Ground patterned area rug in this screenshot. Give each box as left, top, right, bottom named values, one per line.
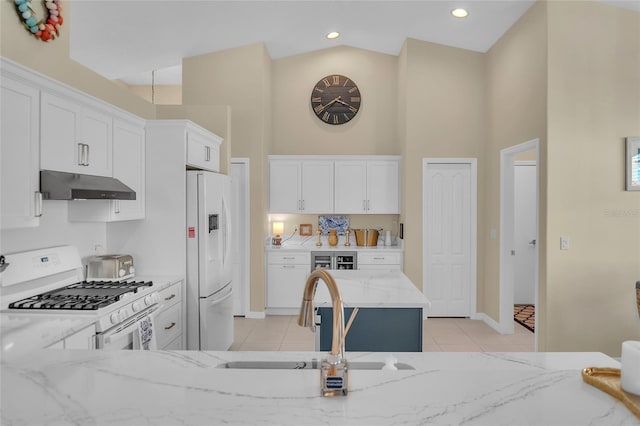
left=514, top=304, right=535, bottom=333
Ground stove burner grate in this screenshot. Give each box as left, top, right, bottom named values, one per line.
left=8, top=280, right=153, bottom=311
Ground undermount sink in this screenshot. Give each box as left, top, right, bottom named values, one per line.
left=216, top=360, right=415, bottom=370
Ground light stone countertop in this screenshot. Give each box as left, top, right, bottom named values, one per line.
left=0, top=276, right=183, bottom=361
left=1, top=349, right=636, bottom=425
left=311, top=270, right=431, bottom=313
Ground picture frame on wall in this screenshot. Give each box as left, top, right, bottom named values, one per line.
left=626, top=137, right=640, bottom=191
left=299, top=224, right=313, bottom=236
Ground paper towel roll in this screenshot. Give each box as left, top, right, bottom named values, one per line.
left=621, top=340, right=640, bottom=395
left=384, top=230, right=392, bottom=246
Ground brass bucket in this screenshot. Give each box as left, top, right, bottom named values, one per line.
left=353, top=229, right=379, bottom=246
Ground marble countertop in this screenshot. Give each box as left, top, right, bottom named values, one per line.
left=312, top=270, right=431, bottom=313
left=2, top=350, right=636, bottom=425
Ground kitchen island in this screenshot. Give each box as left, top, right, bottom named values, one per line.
left=311, top=270, right=430, bottom=352
left=1, top=349, right=636, bottom=425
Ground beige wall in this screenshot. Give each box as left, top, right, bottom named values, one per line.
left=0, top=1, right=154, bottom=119
left=182, top=44, right=272, bottom=312
left=271, top=46, right=399, bottom=155
left=545, top=1, right=640, bottom=354
left=485, top=1, right=548, bottom=327
left=401, top=38, right=487, bottom=303
left=123, top=84, right=183, bottom=106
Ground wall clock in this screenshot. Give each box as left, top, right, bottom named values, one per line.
left=310, top=74, right=361, bottom=125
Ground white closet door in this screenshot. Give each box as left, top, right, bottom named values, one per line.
left=424, top=163, right=471, bottom=317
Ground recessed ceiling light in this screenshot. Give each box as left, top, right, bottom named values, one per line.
left=327, top=31, right=340, bottom=40
left=451, top=8, right=468, bottom=18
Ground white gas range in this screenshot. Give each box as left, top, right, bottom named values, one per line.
left=1, top=245, right=172, bottom=352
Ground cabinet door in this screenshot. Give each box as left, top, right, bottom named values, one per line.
left=1, top=78, right=41, bottom=229
left=82, top=108, right=112, bottom=177
left=110, top=119, right=145, bottom=220
left=41, top=92, right=112, bottom=177
left=41, top=92, right=81, bottom=173
left=366, top=160, right=400, bottom=214
left=155, top=302, right=182, bottom=349
left=358, top=252, right=402, bottom=271
left=187, top=130, right=220, bottom=172
left=334, top=160, right=367, bottom=213
left=68, top=118, right=145, bottom=222
left=63, top=325, right=96, bottom=349
left=266, top=264, right=308, bottom=308
left=269, top=160, right=301, bottom=213
left=301, top=160, right=333, bottom=213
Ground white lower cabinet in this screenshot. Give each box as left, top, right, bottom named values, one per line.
left=46, top=324, right=96, bottom=349
left=266, top=252, right=310, bottom=312
left=155, top=281, right=184, bottom=350
left=358, top=251, right=403, bottom=271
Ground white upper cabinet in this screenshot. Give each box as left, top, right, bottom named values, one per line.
left=334, top=157, right=400, bottom=214
left=68, top=118, right=146, bottom=222
left=111, top=119, right=146, bottom=220
left=1, top=76, right=41, bottom=229
left=186, top=127, right=221, bottom=172
left=364, top=160, right=400, bottom=214
left=269, top=159, right=300, bottom=213
left=41, top=92, right=113, bottom=177
left=334, top=161, right=367, bottom=213
left=301, top=160, right=334, bottom=213
left=269, top=158, right=334, bottom=213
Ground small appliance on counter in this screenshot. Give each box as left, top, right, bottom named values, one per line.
left=353, top=229, right=379, bottom=246
left=87, top=254, right=135, bottom=280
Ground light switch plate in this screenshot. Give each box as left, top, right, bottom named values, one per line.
left=560, top=236, right=570, bottom=250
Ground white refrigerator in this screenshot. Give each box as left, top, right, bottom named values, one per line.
left=186, top=170, right=234, bottom=350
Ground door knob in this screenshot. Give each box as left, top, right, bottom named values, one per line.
left=528, top=239, right=536, bottom=246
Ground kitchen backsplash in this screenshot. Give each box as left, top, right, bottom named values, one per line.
left=267, top=214, right=400, bottom=239
left=1, top=201, right=107, bottom=261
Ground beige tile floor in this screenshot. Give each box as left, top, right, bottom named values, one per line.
left=230, top=316, right=535, bottom=352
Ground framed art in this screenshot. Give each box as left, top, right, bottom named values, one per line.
left=299, top=224, right=313, bottom=236
left=626, top=137, right=640, bottom=191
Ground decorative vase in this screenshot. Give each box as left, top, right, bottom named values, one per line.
left=328, top=229, right=338, bottom=247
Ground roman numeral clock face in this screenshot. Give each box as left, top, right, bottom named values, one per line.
left=311, top=75, right=361, bottom=125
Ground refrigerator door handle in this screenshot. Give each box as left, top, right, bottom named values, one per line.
left=222, top=198, right=228, bottom=266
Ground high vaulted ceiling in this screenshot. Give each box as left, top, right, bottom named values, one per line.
left=69, top=0, right=640, bottom=85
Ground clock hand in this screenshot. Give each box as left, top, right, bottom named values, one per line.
left=335, top=97, right=358, bottom=113
left=315, top=96, right=341, bottom=113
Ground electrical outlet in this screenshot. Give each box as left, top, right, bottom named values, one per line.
left=560, top=236, right=570, bottom=251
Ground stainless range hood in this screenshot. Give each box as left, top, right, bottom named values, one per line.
left=40, top=170, right=136, bottom=200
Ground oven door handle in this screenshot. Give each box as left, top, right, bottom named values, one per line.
left=98, top=304, right=162, bottom=347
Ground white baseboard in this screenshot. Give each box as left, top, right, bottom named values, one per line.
left=244, top=311, right=266, bottom=319
left=474, top=312, right=510, bottom=334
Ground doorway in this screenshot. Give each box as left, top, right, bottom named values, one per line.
left=231, top=158, right=250, bottom=316
left=422, top=159, right=477, bottom=317
left=499, top=140, right=539, bottom=348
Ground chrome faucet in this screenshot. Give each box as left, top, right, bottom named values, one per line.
left=299, top=269, right=348, bottom=396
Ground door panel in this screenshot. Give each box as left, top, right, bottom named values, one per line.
left=514, top=163, right=537, bottom=304
left=424, top=163, right=471, bottom=317
left=199, top=285, right=234, bottom=350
